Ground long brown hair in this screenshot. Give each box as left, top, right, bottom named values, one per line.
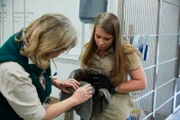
left=82, top=13, right=136, bottom=86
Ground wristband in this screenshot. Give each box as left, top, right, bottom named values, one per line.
left=52, top=76, right=57, bottom=80
left=111, top=87, right=118, bottom=93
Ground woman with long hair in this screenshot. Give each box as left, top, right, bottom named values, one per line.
left=81, top=12, right=147, bottom=120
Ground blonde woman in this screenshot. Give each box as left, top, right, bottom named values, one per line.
left=80, top=13, right=147, bottom=120
left=0, top=13, right=92, bottom=120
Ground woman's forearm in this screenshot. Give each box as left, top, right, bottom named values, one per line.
left=117, top=67, right=147, bottom=93
left=52, top=78, right=59, bottom=87
left=117, top=79, right=146, bottom=93
left=43, top=97, right=78, bottom=120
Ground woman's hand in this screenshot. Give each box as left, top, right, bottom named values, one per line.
left=71, top=84, right=93, bottom=105
left=52, top=79, right=80, bottom=93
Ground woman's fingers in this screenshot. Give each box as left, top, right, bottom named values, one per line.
left=83, top=84, right=93, bottom=92
left=62, top=79, right=79, bottom=90
left=67, top=79, right=80, bottom=89
left=72, top=84, right=93, bottom=104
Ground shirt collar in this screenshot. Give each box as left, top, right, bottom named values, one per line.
left=28, top=57, right=35, bottom=64
left=94, top=47, right=114, bottom=60
left=104, top=47, right=114, bottom=55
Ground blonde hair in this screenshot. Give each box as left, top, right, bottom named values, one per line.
left=16, top=13, right=77, bottom=69
left=82, top=13, right=136, bottom=86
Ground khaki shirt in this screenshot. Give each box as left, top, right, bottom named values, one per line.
left=0, top=62, right=45, bottom=120
left=80, top=44, right=142, bottom=120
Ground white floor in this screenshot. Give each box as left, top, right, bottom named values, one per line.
left=166, top=109, right=180, bottom=120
